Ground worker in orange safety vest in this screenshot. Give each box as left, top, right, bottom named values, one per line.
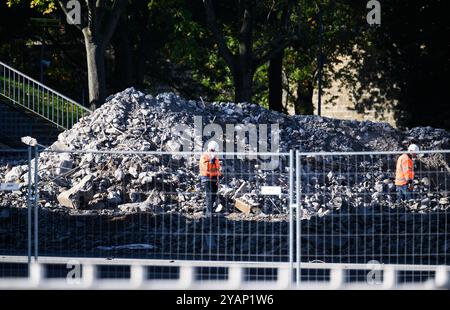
left=199, top=141, right=221, bottom=215
left=395, top=144, right=419, bottom=203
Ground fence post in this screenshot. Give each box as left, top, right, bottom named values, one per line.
left=289, top=150, right=294, bottom=284
left=33, top=146, right=39, bottom=261
left=27, top=146, right=32, bottom=266
left=295, top=151, right=301, bottom=287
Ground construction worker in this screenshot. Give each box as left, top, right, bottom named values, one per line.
left=395, top=144, right=419, bottom=203
left=199, top=141, right=221, bottom=215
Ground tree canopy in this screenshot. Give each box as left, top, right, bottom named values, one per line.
left=1, top=0, right=449, bottom=130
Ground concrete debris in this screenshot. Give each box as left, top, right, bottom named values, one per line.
left=55, top=153, right=73, bottom=176
left=234, top=198, right=252, bottom=215
left=0, top=87, right=448, bottom=219
left=57, top=175, right=94, bottom=209
left=4, top=165, right=26, bottom=183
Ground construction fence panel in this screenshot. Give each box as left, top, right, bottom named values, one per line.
left=0, top=148, right=33, bottom=278
left=35, top=149, right=292, bottom=267
left=295, top=150, right=450, bottom=285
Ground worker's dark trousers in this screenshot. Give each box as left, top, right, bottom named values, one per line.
left=202, top=178, right=218, bottom=213
left=396, top=185, right=411, bottom=203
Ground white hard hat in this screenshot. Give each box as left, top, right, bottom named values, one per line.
left=408, top=144, right=420, bottom=153
left=207, top=141, right=219, bottom=151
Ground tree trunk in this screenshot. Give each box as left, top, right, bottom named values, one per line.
left=294, top=79, right=314, bottom=115
left=268, top=50, right=284, bottom=112
left=84, top=32, right=106, bottom=110
left=135, top=20, right=148, bottom=89
left=112, top=19, right=133, bottom=91
left=233, top=65, right=254, bottom=103
left=234, top=0, right=253, bottom=103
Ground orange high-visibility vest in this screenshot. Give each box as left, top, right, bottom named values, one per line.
left=199, top=153, right=221, bottom=179
left=395, top=154, right=414, bottom=186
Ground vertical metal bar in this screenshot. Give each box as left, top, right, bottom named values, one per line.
left=21, top=74, right=24, bottom=105
left=2, top=65, right=4, bottom=94
left=18, top=74, right=20, bottom=104
left=34, top=147, right=39, bottom=261
left=8, top=68, right=10, bottom=98
left=22, top=74, right=25, bottom=105
left=47, top=89, right=50, bottom=119
left=52, top=93, right=54, bottom=123
left=296, top=151, right=301, bottom=287
left=289, top=149, right=294, bottom=283
left=14, top=71, right=16, bottom=102
left=2, top=65, right=5, bottom=95
left=41, top=85, right=43, bottom=114
left=20, top=74, right=23, bottom=104
left=27, top=146, right=32, bottom=267
left=27, top=79, right=30, bottom=108
left=12, top=70, right=14, bottom=101
left=37, top=85, right=40, bottom=114
left=11, top=71, right=14, bottom=102
left=32, top=82, right=35, bottom=111
left=22, top=75, right=24, bottom=105
left=66, top=100, right=69, bottom=128
left=57, top=98, right=59, bottom=126
left=38, top=85, right=41, bottom=114
left=71, top=101, right=74, bottom=128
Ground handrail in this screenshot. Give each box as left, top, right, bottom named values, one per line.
left=0, top=61, right=88, bottom=107
left=0, top=61, right=91, bottom=130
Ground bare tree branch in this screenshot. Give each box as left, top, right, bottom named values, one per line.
left=203, top=0, right=236, bottom=70
left=102, top=0, right=127, bottom=47
left=281, top=0, right=295, bottom=30
left=238, top=0, right=253, bottom=58
left=254, top=0, right=299, bottom=67
left=254, top=34, right=298, bottom=68
left=85, top=0, right=96, bottom=32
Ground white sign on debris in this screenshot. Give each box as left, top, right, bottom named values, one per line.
left=0, top=183, right=20, bottom=191
left=261, top=186, right=282, bottom=197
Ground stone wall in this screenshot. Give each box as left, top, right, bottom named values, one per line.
left=311, top=54, right=398, bottom=127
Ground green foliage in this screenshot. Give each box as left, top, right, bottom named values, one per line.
left=7, top=0, right=57, bottom=14
left=3, top=0, right=448, bottom=129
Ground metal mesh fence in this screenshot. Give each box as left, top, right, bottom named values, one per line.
left=1, top=147, right=450, bottom=286
left=35, top=150, right=292, bottom=263
left=0, top=148, right=32, bottom=278
left=295, top=150, right=450, bottom=274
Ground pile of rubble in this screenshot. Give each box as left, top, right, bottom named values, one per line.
left=0, top=87, right=449, bottom=218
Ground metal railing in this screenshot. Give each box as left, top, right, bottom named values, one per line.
left=0, top=256, right=448, bottom=289
left=0, top=61, right=91, bottom=130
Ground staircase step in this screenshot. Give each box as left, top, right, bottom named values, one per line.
left=0, top=98, right=62, bottom=148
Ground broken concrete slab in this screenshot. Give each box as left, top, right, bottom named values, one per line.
left=57, top=175, right=94, bottom=209
left=234, top=197, right=260, bottom=215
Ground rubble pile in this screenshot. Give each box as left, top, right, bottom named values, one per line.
left=0, top=87, right=449, bottom=219
left=299, top=153, right=450, bottom=218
